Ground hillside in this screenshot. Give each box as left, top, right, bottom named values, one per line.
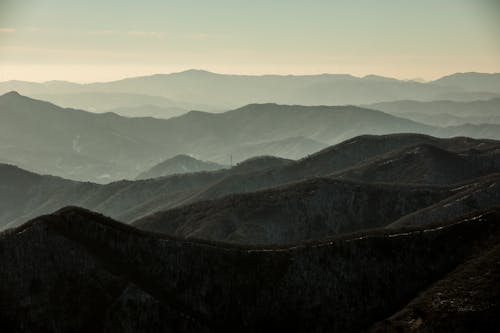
left=1, top=134, right=499, bottom=232
left=431, top=72, right=500, bottom=93
left=370, top=238, right=500, bottom=332
left=105, top=104, right=188, bottom=119
left=1, top=206, right=499, bottom=332
left=228, top=136, right=328, bottom=163
left=389, top=174, right=500, bottom=229
left=0, top=155, right=295, bottom=230
left=29, top=92, right=195, bottom=112
left=134, top=178, right=451, bottom=244
left=182, top=134, right=500, bottom=206
left=1, top=92, right=443, bottom=181
left=335, top=144, right=500, bottom=185
left=136, top=155, right=226, bottom=180
left=368, top=98, right=500, bottom=126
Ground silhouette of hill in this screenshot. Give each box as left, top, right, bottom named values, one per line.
left=1, top=206, right=499, bottom=332
left=228, top=136, right=328, bottom=163
left=2, top=70, right=500, bottom=110
left=432, top=72, right=500, bottom=93
left=105, top=104, right=188, bottom=119
left=368, top=98, right=500, bottom=126
left=136, top=155, right=226, bottom=180
left=181, top=134, right=500, bottom=206
left=335, top=144, right=500, bottom=185
left=0, top=154, right=294, bottom=230
left=230, top=155, right=293, bottom=173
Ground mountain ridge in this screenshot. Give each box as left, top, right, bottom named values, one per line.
left=1, top=205, right=499, bottom=332
left=2, top=71, right=500, bottom=110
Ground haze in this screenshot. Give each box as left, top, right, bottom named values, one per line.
left=1, top=0, right=499, bottom=82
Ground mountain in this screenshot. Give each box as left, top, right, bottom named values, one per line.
left=1, top=206, right=499, bottom=332
left=30, top=92, right=195, bottom=112
left=0, top=154, right=295, bottom=230
left=437, top=123, right=500, bottom=140
left=2, top=132, right=500, bottom=233
left=136, top=154, right=226, bottom=180
left=368, top=98, right=500, bottom=126
left=230, top=156, right=293, bottom=173
left=105, top=104, right=188, bottom=119
left=133, top=178, right=451, bottom=244
left=2, top=70, right=500, bottom=111
left=179, top=134, right=500, bottom=207
left=389, top=173, right=500, bottom=229
left=369, top=234, right=500, bottom=332
left=2, top=133, right=499, bottom=232
left=228, top=136, right=328, bottom=163
left=0, top=91, right=166, bottom=181
left=335, top=144, right=500, bottom=185
left=133, top=143, right=500, bottom=245
left=432, top=72, right=500, bottom=93
left=1, top=92, right=440, bottom=181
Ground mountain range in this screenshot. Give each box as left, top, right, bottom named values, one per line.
left=1, top=133, right=499, bottom=239
left=2, top=70, right=500, bottom=331
left=2, top=91, right=500, bottom=182
left=1, top=131, right=500, bottom=331
left=368, top=98, right=500, bottom=126
left=1, top=70, right=499, bottom=111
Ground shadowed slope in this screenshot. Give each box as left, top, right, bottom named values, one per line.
left=335, top=144, right=500, bottom=185
left=1, top=207, right=500, bottom=332
left=134, top=178, right=451, bottom=244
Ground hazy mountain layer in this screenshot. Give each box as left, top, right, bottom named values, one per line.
left=30, top=92, right=195, bottom=112
left=369, top=98, right=500, bottom=126
left=431, top=72, right=500, bottom=93
left=0, top=155, right=294, bottom=230
left=3, top=92, right=500, bottom=182
left=2, top=71, right=500, bottom=110
left=136, top=154, right=226, bottom=180
left=0, top=92, right=435, bottom=181
left=105, top=104, right=188, bottom=119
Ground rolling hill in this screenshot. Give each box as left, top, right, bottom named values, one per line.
left=136, top=155, right=226, bottom=180
left=335, top=143, right=500, bottom=185
left=1, top=206, right=499, bottom=332
left=1, top=134, right=499, bottom=235
left=133, top=178, right=451, bottom=244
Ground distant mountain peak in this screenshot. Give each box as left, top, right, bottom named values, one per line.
left=362, top=75, right=399, bottom=82
left=175, top=69, right=216, bottom=76
left=136, top=154, right=225, bottom=180
left=1, top=91, right=22, bottom=98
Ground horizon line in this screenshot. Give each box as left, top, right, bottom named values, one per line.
left=1, top=68, right=500, bottom=85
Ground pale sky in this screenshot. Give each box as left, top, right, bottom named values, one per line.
left=0, top=0, right=499, bottom=82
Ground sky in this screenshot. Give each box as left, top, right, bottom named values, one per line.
left=0, top=0, right=499, bottom=82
